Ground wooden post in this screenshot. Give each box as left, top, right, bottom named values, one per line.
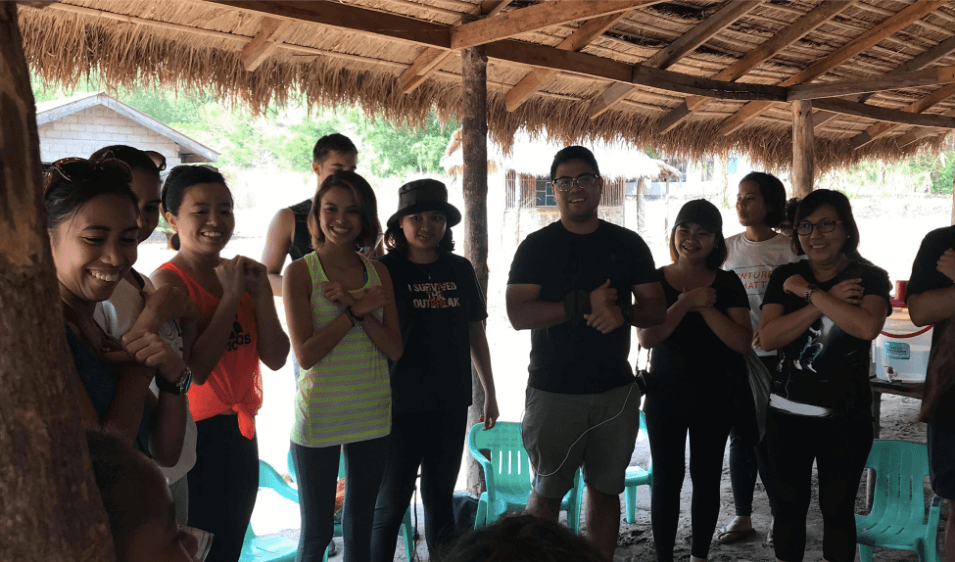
left=0, top=3, right=115, bottom=561
left=951, top=175, right=954, bottom=225
left=792, top=100, right=815, bottom=198
left=636, top=177, right=648, bottom=233
left=461, top=45, right=489, bottom=496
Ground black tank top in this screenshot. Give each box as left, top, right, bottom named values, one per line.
left=288, top=199, right=313, bottom=261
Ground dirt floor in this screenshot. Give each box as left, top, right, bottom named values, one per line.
left=607, top=393, right=937, bottom=562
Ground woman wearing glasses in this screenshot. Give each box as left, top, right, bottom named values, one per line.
left=45, top=157, right=188, bottom=466
left=637, top=200, right=753, bottom=562
left=153, top=165, right=290, bottom=562
left=88, top=145, right=200, bottom=524
left=758, top=189, right=890, bottom=562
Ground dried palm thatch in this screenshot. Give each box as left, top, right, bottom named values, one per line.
left=16, top=0, right=955, bottom=173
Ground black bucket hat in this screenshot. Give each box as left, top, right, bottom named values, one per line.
left=387, top=179, right=462, bottom=228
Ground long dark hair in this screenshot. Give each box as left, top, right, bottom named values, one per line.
left=307, top=170, right=379, bottom=251
left=791, top=189, right=860, bottom=257
left=161, top=165, right=231, bottom=250
left=45, top=159, right=138, bottom=234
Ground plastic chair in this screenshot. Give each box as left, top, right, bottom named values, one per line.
left=623, top=410, right=653, bottom=524
left=466, top=422, right=584, bottom=533
left=856, top=440, right=941, bottom=562
left=288, top=450, right=416, bottom=562
left=238, top=460, right=299, bottom=562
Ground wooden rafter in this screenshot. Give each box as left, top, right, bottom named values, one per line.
left=846, top=82, right=955, bottom=150
left=589, top=0, right=762, bottom=120
left=241, top=17, right=292, bottom=72
left=812, top=98, right=955, bottom=130
left=450, top=0, right=658, bottom=50
left=400, top=0, right=511, bottom=94
left=787, top=65, right=955, bottom=101
left=718, top=0, right=947, bottom=136
left=505, top=11, right=631, bottom=112
left=893, top=112, right=955, bottom=148
left=657, top=0, right=855, bottom=133
left=813, top=32, right=955, bottom=130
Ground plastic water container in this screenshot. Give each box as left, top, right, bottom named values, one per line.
left=873, top=308, right=933, bottom=383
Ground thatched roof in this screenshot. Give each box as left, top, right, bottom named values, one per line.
left=18, top=1, right=955, bottom=172
left=441, top=127, right=683, bottom=181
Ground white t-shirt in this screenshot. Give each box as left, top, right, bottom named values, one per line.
left=724, top=232, right=800, bottom=357
left=94, top=271, right=198, bottom=485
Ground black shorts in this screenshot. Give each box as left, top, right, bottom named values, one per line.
left=928, top=422, right=955, bottom=499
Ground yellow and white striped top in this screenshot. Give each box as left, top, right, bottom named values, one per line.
left=291, top=252, right=391, bottom=448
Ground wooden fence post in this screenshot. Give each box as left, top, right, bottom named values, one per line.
left=792, top=100, right=815, bottom=198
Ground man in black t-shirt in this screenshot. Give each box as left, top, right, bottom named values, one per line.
left=908, top=225, right=955, bottom=562
left=506, top=146, right=666, bottom=561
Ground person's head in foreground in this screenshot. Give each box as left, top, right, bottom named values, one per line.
left=736, top=171, right=787, bottom=230
left=669, top=198, right=727, bottom=269
left=87, top=430, right=199, bottom=562
left=442, top=515, right=604, bottom=562
left=385, top=178, right=460, bottom=256
left=550, top=146, right=603, bottom=226
left=790, top=189, right=860, bottom=262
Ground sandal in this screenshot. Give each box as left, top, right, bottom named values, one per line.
left=716, top=526, right=756, bottom=545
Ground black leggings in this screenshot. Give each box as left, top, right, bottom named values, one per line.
left=644, top=387, right=733, bottom=562
left=371, top=408, right=468, bottom=562
left=765, top=410, right=873, bottom=562
left=291, top=437, right=388, bottom=562
left=187, top=415, right=259, bottom=562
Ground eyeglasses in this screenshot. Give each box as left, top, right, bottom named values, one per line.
left=551, top=173, right=600, bottom=192
left=92, top=145, right=167, bottom=172
left=45, top=157, right=133, bottom=193
left=796, top=219, right=843, bottom=235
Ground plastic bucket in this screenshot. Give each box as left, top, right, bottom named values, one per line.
left=873, top=308, right=933, bottom=383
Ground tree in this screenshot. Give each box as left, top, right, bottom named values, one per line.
left=1, top=3, right=114, bottom=561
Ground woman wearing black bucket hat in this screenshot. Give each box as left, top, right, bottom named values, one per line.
left=637, top=199, right=753, bottom=562
left=371, top=179, right=499, bottom=562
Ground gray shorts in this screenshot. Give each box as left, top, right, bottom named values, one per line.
left=521, top=381, right=642, bottom=498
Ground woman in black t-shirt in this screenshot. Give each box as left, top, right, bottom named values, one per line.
left=371, top=179, right=499, bottom=562
left=759, top=189, right=890, bottom=562
left=637, top=200, right=752, bottom=562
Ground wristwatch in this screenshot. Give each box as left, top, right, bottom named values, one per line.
left=156, top=367, right=193, bottom=396
left=804, top=284, right=819, bottom=304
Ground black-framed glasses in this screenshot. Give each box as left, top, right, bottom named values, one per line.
left=91, top=145, right=167, bottom=172
left=45, top=157, right=133, bottom=193
left=796, top=219, right=843, bottom=235
left=551, top=173, right=600, bottom=192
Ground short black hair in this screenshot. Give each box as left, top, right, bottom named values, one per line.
left=384, top=223, right=455, bottom=255
left=161, top=165, right=232, bottom=250
left=313, top=133, right=358, bottom=164
left=740, top=171, right=787, bottom=228
left=308, top=170, right=379, bottom=250
left=443, top=514, right=604, bottom=562
left=791, top=189, right=860, bottom=256
left=45, top=160, right=138, bottom=233
left=90, top=145, right=163, bottom=178
left=550, top=146, right=600, bottom=180
left=784, top=197, right=800, bottom=226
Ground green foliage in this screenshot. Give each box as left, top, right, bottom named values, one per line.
left=934, top=154, right=955, bottom=194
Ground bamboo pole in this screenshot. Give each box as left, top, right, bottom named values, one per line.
left=791, top=100, right=815, bottom=198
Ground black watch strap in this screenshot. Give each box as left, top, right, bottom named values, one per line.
left=156, top=368, right=193, bottom=395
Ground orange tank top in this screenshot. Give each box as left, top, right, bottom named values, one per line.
left=158, top=262, right=262, bottom=439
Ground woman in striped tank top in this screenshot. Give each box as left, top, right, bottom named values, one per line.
left=283, top=170, right=403, bottom=562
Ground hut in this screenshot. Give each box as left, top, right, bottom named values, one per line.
left=442, top=128, right=682, bottom=253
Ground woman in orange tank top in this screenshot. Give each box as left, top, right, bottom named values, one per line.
left=153, top=165, right=290, bottom=562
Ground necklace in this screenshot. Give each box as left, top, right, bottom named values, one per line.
left=410, top=257, right=440, bottom=281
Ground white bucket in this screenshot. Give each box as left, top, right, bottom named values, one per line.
left=873, top=308, right=933, bottom=383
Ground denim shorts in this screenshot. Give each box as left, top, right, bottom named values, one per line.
left=521, top=381, right=642, bottom=498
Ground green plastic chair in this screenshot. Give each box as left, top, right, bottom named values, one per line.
left=856, top=440, right=941, bottom=562
left=287, top=451, right=417, bottom=562
left=466, top=422, right=584, bottom=533
left=238, top=460, right=299, bottom=562
left=623, top=410, right=653, bottom=524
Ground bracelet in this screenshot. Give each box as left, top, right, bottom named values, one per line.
left=805, top=284, right=819, bottom=304
left=346, top=306, right=365, bottom=324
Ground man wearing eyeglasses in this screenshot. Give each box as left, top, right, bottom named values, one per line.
left=506, top=146, right=666, bottom=560
left=261, top=133, right=359, bottom=296
left=908, top=226, right=955, bottom=562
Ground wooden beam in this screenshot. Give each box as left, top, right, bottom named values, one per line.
left=812, top=98, right=955, bottom=129
left=590, top=0, right=762, bottom=119
left=399, top=0, right=510, bottom=94
left=847, top=81, right=955, bottom=150
left=450, top=0, right=657, bottom=50
left=792, top=100, right=814, bottom=198
left=631, top=64, right=788, bottom=101
left=505, top=11, right=630, bottom=112
left=718, top=0, right=947, bottom=136
left=813, top=33, right=955, bottom=130
left=241, top=17, right=292, bottom=72
left=787, top=65, right=955, bottom=101
left=657, top=0, right=854, bottom=132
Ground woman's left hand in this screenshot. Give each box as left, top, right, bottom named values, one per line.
left=122, top=329, right=187, bottom=383
left=322, top=281, right=358, bottom=307
left=783, top=274, right=810, bottom=297
left=243, top=258, right=271, bottom=299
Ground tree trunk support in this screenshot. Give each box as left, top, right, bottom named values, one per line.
left=0, top=3, right=115, bottom=561
left=461, top=45, right=489, bottom=497
left=792, top=100, right=815, bottom=198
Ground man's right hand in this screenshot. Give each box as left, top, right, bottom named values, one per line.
left=585, top=279, right=624, bottom=334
